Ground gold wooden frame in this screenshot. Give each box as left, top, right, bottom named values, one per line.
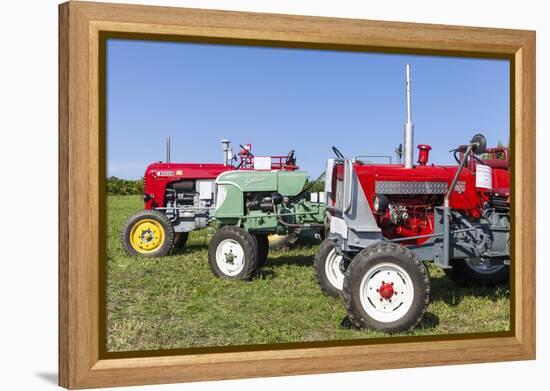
left=59, top=1, right=536, bottom=389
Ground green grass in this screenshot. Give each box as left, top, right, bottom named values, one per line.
left=106, top=195, right=510, bottom=352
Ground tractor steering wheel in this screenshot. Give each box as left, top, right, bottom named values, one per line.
left=453, top=150, right=486, bottom=166
left=285, top=149, right=296, bottom=166
left=239, top=144, right=254, bottom=157
left=332, top=146, right=345, bottom=159
left=236, top=144, right=254, bottom=169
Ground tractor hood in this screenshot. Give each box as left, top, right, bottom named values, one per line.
left=216, top=170, right=308, bottom=196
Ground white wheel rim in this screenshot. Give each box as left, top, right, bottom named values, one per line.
left=324, top=248, right=344, bottom=290
left=465, top=258, right=505, bottom=275
left=359, top=262, right=415, bottom=323
left=215, top=239, right=245, bottom=276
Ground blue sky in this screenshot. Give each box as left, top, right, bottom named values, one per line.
left=107, top=39, right=509, bottom=179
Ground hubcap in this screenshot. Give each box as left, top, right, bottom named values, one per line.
left=129, top=219, right=165, bottom=254
left=359, top=262, right=414, bottom=323
left=324, top=248, right=344, bottom=290
left=378, top=282, right=395, bottom=300
left=216, top=239, right=245, bottom=276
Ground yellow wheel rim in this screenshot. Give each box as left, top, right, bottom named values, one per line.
left=129, top=219, right=165, bottom=254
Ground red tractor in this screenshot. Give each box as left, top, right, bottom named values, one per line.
left=121, top=140, right=298, bottom=257
left=315, top=65, right=510, bottom=332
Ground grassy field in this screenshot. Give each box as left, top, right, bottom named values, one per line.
left=106, top=195, right=510, bottom=352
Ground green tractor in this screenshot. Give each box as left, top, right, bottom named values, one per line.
left=208, top=170, right=326, bottom=279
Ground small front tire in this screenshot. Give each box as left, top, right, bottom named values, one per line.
left=208, top=226, right=258, bottom=280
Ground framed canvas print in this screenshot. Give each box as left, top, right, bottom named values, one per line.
left=58, top=1, right=536, bottom=389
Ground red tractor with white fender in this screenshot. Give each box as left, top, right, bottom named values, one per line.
left=121, top=140, right=298, bottom=257
left=315, top=65, right=510, bottom=332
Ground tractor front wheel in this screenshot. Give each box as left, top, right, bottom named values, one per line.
left=121, top=210, right=175, bottom=257
left=444, top=258, right=509, bottom=287
left=208, top=226, right=258, bottom=280
left=343, top=243, right=430, bottom=333
left=314, top=238, right=346, bottom=298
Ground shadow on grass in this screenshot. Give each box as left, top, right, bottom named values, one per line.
left=171, top=242, right=209, bottom=254
left=339, top=312, right=440, bottom=332
left=35, top=372, right=57, bottom=385
left=429, top=274, right=509, bottom=307
left=417, top=312, right=440, bottom=329
left=264, top=254, right=314, bottom=268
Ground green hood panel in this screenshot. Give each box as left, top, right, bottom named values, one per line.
left=216, top=171, right=308, bottom=196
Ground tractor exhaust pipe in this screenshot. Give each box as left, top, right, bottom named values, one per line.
left=403, top=64, right=414, bottom=169
left=166, top=137, right=171, bottom=164
left=221, top=139, right=231, bottom=166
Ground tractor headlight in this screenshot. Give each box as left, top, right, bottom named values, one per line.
left=373, top=194, right=389, bottom=213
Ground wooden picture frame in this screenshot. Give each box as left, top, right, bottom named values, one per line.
left=59, top=1, right=536, bottom=389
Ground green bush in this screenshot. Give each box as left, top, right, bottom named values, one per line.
left=107, top=177, right=144, bottom=196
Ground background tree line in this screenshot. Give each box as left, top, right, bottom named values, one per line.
left=107, top=177, right=144, bottom=195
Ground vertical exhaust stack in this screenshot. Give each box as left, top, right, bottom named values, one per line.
left=221, top=139, right=231, bottom=166
left=166, top=137, right=171, bottom=164
left=403, top=64, right=414, bottom=169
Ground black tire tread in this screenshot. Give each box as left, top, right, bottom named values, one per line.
left=120, top=209, right=175, bottom=257
left=254, top=234, right=269, bottom=267
left=444, top=259, right=509, bottom=287
left=343, top=242, right=430, bottom=333
left=207, top=226, right=258, bottom=280
left=173, top=232, right=189, bottom=249
left=314, top=238, right=343, bottom=298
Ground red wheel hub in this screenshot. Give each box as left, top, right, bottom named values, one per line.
left=378, top=282, right=394, bottom=300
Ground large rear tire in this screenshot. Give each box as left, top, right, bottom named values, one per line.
left=208, top=226, right=258, bottom=280
left=343, top=242, right=430, bottom=333
left=254, top=234, right=269, bottom=267
left=314, top=239, right=345, bottom=298
left=444, top=258, right=509, bottom=287
left=173, top=232, right=189, bottom=249
left=121, top=210, right=175, bottom=257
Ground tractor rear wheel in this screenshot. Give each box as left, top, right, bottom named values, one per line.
left=254, top=234, right=269, bottom=267
left=173, top=232, right=189, bottom=249
left=314, top=238, right=346, bottom=298
left=444, top=258, right=509, bottom=287
left=121, top=210, right=175, bottom=257
left=343, top=242, right=430, bottom=333
left=208, top=226, right=258, bottom=280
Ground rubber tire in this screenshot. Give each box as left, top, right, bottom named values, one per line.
left=343, top=242, right=430, bottom=333
left=314, top=238, right=345, bottom=298
left=254, top=234, right=269, bottom=267
left=208, top=226, right=258, bottom=280
left=444, top=259, right=509, bottom=287
left=173, top=232, right=189, bottom=249
left=120, top=209, right=175, bottom=257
